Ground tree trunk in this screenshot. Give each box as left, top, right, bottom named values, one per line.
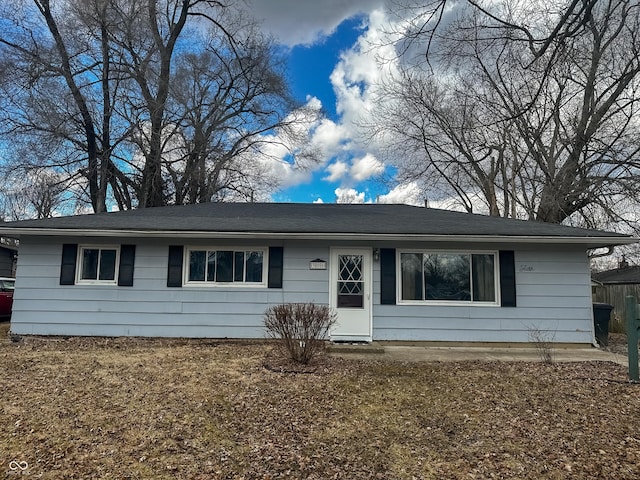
left=36, top=0, right=106, bottom=212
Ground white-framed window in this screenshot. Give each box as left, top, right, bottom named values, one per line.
left=76, top=246, right=120, bottom=284
left=398, top=250, right=498, bottom=304
left=185, top=248, right=267, bottom=286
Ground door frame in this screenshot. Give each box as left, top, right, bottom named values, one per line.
left=329, top=247, right=373, bottom=342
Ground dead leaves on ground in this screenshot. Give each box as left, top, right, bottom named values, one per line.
left=0, top=336, right=639, bottom=479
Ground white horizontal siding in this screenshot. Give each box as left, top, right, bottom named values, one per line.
left=11, top=238, right=595, bottom=343
left=373, top=247, right=594, bottom=343
left=281, top=244, right=329, bottom=304
left=14, top=311, right=266, bottom=326
left=11, top=238, right=329, bottom=338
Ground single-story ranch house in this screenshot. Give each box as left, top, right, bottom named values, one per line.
left=0, top=203, right=635, bottom=344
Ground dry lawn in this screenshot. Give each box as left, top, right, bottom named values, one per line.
left=1, top=333, right=639, bottom=479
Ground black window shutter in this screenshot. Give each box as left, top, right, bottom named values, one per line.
left=499, top=250, right=516, bottom=307
left=60, top=243, right=78, bottom=285
left=167, top=245, right=184, bottom=287
left=380, top=248, right=396, bottom=305
left=118, top=245, right=136, bottom=287
left=268, top=246, right=283, bottom=289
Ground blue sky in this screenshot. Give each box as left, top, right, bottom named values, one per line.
left=286, top=17, right=365, bottom=119
left=276, top=17, right=383, bottom=203
left=247, top=1, right=421, bottom=206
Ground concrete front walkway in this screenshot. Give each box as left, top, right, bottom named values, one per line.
left=328, top=342, right=628, bottom=366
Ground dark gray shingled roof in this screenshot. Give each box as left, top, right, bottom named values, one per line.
left=0, top=203, right=631, bottom=242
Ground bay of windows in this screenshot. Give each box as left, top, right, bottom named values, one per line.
left=400, top=251, right=496, bottom=303
left=187, top=249, right=265, bottom=284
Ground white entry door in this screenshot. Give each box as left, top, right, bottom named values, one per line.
left=329, top=248, right=372, bottom=342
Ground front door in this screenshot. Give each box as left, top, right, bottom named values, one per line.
left=329, top=248, right=372, bottom=342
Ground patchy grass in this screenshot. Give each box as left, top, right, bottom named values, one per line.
left=1, top=337, right=639, bottom=479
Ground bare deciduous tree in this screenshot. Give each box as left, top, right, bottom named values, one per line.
left=0, top=169, right=66, bottom=220
left=163, top=21, right=307, bottom=204
left=373, top=0, right=640, bottom=227
left=0, top=0, right=131, bottom=213
left=0, top=0, right=313, bottom=215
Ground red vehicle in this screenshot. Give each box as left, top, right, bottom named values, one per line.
left=0, top=277, right=15, bottom=320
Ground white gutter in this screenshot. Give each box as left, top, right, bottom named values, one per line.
left=0, top=227, right=635, bottom=247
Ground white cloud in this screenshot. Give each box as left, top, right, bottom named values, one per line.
left=253, top=7, right=404, bottom=200
left=335, top=187, right=366, bottom=204
left=329, top=9, right=400, bottom=132
left=310, top=118, right=349, bottom=158
left=322, top=152, right=384, bottom=187
left=313, top=197, right=324, bottom=203
left=325, top=161, right=349, bottom=182
left=242, top=96, right=334, bottom=191
left=247, top=0, right=387, bottom=46
left=377, top=182, right=423, bottom=206
left=252, top=5, right=433, bottom=204
left=350, top=153, right=384, bottom=181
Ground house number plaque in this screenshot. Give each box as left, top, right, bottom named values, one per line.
left=309, top=259, right=327, bottom=270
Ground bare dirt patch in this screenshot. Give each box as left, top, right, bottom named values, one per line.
left=1, top=336, right=639, bottom=479
left=0, top=321, right=9, bottom=340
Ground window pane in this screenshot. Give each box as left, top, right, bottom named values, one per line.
left=190, top=248, right=266, bottom=284
left=338, top=279, right=363, bottom=306
left=99, top=249, right=117, bottom=281
left=472, top=254, right=496, bottom=302
left=424, top=254, right=470, bottom=301
left=234, top=252, right=245, bottom=282
left=245, top=251, right=263, bottom=283
left=401, top=253, right=423, bottom=300
left=206, top=251, right=217, bottom=281
left=337, top=291, right=364, bottom=308
left=337, top=254, right=364, bottom=307
left=339, top=255, right=362, bottom=281
left=189, top=251, right=206, bottom=281
left=81, top=249, right=99, bottom=280
left=216, top=251, right=233, bottom=282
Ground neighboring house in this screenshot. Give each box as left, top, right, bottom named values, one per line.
left=0, top=203, right=634, bottom=344
left=0, top=241, right=18, bottom=278
left=592, top=265, right=640, bottom=323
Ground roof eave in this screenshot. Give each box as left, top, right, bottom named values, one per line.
left=0, top=227, right=635, bottom=248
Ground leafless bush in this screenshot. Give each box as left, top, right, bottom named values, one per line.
left=528, top=326, right=556, bottom=364
left=264, top=303, right=337, bottom=365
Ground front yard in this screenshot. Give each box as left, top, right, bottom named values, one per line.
left=1, top=332, right=639, bottom=479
